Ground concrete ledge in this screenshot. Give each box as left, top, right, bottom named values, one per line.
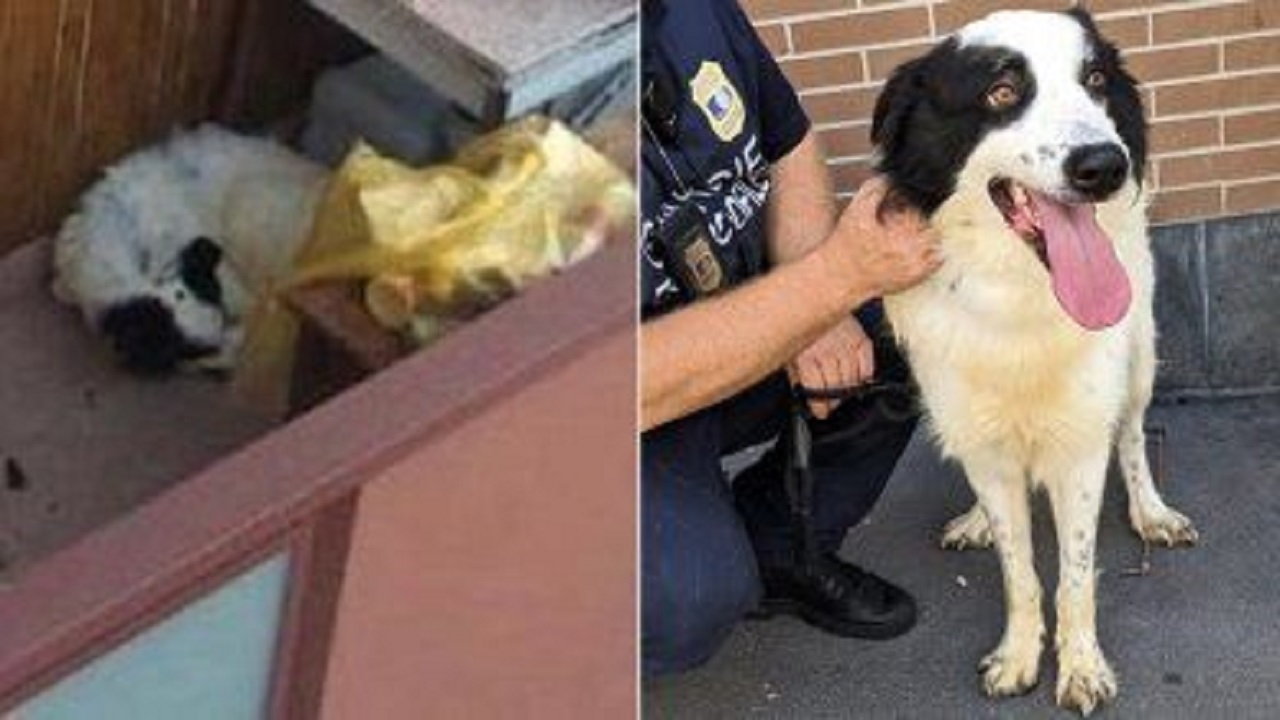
left=1153, top=210, right=1280, bottom=398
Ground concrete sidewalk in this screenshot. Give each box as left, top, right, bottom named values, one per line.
left=644, top=395, right=1280, bottom=718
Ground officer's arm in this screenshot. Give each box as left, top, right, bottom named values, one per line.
left=765, top=130, right=838, bottom=265
left=640, top=177, right=940, bottom=432
left=640, top=237, right=875, bottom=432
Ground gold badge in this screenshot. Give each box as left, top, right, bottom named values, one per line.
left=690, top=61, right=745, bottom=143
left=683, top=236, right=724, bottom=294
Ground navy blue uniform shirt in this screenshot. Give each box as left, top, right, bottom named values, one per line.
left=640, top=0, right=810, bottom=318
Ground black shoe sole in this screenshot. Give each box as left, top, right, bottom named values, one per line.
left=747, top=597, right=917, bottom=640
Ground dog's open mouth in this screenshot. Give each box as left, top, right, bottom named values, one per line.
left=986, top=177, right=1134, bottom=331
left=988, top=179, right=1049, bottom=268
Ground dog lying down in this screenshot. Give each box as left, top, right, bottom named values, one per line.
left=53, top=124, right=328, bottom=375
left=872, top=9, right=1197, bottom=715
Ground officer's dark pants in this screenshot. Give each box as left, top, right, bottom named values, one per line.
left=641, top=309, right=918, bottom=676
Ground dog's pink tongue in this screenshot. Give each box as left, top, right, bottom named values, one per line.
left=1034, top=192, right=1131, bottom=330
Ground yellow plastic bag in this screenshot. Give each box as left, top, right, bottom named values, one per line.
left=233, top=116, right=635, bottom=411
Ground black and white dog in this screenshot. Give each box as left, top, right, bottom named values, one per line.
left=872, top=9, right=1196, bottom=715
left=53, top=125, right=327, bottom=375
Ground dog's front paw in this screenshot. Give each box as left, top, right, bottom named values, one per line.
left=979, top=639, right=1041, bottom=697
left=942, top=505, right=993, bottom=551
left=1131, top=502, right=1198, bottom=547
left=1055, top=641, right=1117, bottom=716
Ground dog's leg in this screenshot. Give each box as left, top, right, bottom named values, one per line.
left=1045, top=453, right=1116, bottom=716
left=1119, top=320, right=1197, bottom=546
left=941, top=503, right=993, bottom=550
left=964, top=451, right=1043, bottom=697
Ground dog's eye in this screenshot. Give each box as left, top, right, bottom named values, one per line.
left=1085, top=69, right=1107, bottom=90
left=986, top=82, right=1020, bottom=110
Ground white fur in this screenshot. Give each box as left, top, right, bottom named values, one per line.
left=53, top=124, right=328, bottom=370
left=884, top=12, right=1196, bottom=715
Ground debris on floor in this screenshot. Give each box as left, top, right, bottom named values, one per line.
left=4, top=458, right=27, bottom=493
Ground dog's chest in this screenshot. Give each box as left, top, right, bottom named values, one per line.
left=887, top=282, right=1131, bottom=456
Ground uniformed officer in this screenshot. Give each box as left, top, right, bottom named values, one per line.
left=640, top=0, right=942, bottom=674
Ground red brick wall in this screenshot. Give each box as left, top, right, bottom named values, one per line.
left=743, top=0, right=1280, bottom=224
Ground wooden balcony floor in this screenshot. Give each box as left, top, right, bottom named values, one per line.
left=0, top=240, right=276, bottom=581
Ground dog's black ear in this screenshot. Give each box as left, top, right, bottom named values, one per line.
left=872, top=51, right=933, bottom=217
left=871, top=54, right=927, bottom=160
left=179, top=236, right=224, bottom=307
left=1064, top=5, right=1098, bottom=31
left=99, top=297, right=216, bottom=375
left=1106, top=64, right=1148, bottom=187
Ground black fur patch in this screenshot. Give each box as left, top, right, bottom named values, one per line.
left=872, top=39, right=1036, bottom=215
left=178, top=236, right=224, bottom=307
left=1065, top=7, right=1148, bottom=186
left=99, top=297, right=216, bottom=375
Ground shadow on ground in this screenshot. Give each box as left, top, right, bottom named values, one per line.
left=644, top=395, right=1280, bottom=718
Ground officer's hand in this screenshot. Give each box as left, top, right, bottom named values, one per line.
left=830, top=177, right=942, bottom=297
left=788, top=317, right=875, bottom=420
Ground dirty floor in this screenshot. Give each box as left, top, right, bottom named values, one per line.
left=0, top=241, right=276, bottom=580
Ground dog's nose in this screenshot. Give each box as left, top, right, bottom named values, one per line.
left=1064, top=143, right=1129, bottom=199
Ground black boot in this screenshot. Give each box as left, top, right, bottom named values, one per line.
left=751, top=553, right=917, bottom=640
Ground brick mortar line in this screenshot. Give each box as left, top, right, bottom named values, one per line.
left=779, top=38, right=929, bottom=62
left=782, top=37, right=933, bottom=60
left=1156, top=180, right=1231, bottom=193
left=1155, top=137, right=1280, bottom=160
left=798, top=81, right=878, bottom=97
left=1136, top=28, right=1280, bottom=52
left=1144, top=65, right=1280, bottom=90
left=813, top=119, right=873, bottom=132
left=753, top=9, right=914, bottom=30
left=771, top=30, right=1278, bottom=63
left=826, top=155, right=873, bottom=166
left=1088, top=0, right=1255, bottom=21
left=778, top=47, right=863, bottom=63
left=1153, top=100, right=1280, bottom=123
left=774, top=28, right=1279, bottom=66
left=1225, top=175, right=1280, bottom=187
left=1160, top=173, right=1280, bottom=192
left=749, top=0, right=1242, bottom=28
left=750, top=0, right=1254, bottom=29
left=752, top=7, right=930, bottom=29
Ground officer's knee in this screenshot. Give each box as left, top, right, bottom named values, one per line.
left=642, top=553, right=760, bottom=676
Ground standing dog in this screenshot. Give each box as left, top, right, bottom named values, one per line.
left=872, top=9, right=1196, bottom=714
